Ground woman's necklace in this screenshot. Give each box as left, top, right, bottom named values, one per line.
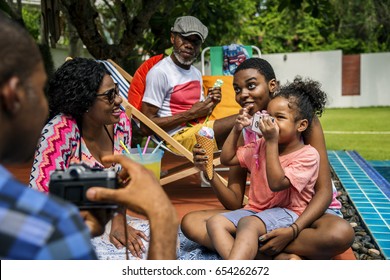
left=103, top=125, right=114, bottom=145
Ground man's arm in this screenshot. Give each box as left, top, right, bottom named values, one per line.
left=141, top=99, right=215, bottom=133
left=141, top=64, right=221, bottom=134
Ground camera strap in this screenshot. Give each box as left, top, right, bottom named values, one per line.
left=121, top=207, right=130, bottom=260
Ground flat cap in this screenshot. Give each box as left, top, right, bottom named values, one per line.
left=171, top=16, right=208, bottom=42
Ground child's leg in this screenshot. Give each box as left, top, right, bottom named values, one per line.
left=206, top=214, right=237, bottom=259
left=228, top=216, right=266, bottom=260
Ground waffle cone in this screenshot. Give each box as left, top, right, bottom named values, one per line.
left=195, top=134, right=214, bottom=180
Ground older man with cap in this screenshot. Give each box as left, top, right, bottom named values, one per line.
left=142, top=16, right=236, bottom=153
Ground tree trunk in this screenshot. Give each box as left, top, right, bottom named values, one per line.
left=60, top=0, right=163, bottom=62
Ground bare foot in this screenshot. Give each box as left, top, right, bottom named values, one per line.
left=274, top=252, right=302, bottom=260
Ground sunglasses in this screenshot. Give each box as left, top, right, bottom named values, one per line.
left=96, top=84, right=119, bottom=104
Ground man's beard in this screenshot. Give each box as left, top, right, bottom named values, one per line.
left=173, top=49, right=197, bottom=65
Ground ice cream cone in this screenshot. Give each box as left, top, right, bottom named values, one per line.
left=195, top=134, right=214, bottom=180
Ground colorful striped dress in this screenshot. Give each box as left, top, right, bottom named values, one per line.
left=29, top=111, right=132, bottom=192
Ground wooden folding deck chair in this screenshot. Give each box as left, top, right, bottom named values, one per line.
left=100, top=59, right=228, bottom=186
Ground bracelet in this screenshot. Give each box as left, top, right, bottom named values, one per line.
left=292, top=222, right=300, bottom=237
left=289, top=223, right=300, bottom=239
left=289, top=224, right=297, bottom=239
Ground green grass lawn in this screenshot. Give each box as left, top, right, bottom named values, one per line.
left=320, top=107, right=390, bottom=161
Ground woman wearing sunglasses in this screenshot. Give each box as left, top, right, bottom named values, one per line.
left=29, top=57, right=148, bottom=259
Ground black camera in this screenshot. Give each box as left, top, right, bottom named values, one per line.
left=49, top=163, right=119, bottom=209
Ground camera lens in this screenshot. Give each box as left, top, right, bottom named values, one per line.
left=69, top=167, right=81, bottom=178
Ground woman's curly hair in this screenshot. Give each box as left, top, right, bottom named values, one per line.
left=47, top=57, right=109, bottom=119
left=273, top=76, right=327, bottom=127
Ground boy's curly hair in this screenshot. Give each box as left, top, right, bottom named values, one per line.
left=47, top=57, right=109, bottom=119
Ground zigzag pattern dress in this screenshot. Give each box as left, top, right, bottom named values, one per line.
left=29, top=111, right=132, bottom=192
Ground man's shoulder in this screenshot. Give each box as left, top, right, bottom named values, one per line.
left=0, top=170, right=95, bottom=259
left=0, top=172, right=78, bottom=217
left=0, top=165, right=78, bottom=220
left=148, top=56, right=201, bottom=75
left=148, top=56, right=170, bottom=74
left=190, top=64, right=201, bottom=73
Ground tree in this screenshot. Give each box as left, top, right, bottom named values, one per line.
left=243, top=0, right=390, bottom=54
left=60, top=0, right=164, bottom=67
left=2, top=0, right=389, bottom=74
left=1, top=0, right=24, bottom=25
left=1, top=0, right=56, bottom=77
left=59, top=0, right=258, bottom=72
left=330, top=0, right=390, bottom=53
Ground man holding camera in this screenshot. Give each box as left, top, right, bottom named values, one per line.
left=0, top=14, right=177, bottom=260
